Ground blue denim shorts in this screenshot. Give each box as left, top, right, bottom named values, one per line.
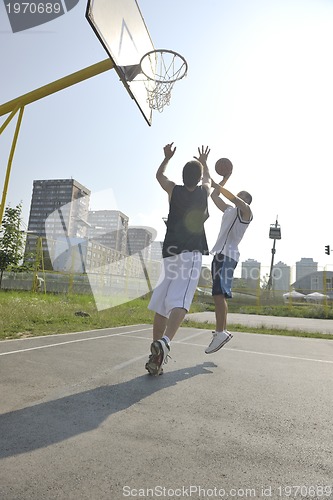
left=211, top=253, right=238, bottom=298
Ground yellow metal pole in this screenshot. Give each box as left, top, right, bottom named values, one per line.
left=68, top=246, right=75, bottom=295
left=323, top=266, right=328, bottom=314
left=0, top=106, right=24, bottom=225
left=256, top=269, right=261, bottom=308
left=0, top=59, right=114, bottom=117
left=0, top=105, right=20, bottom=135
left=32, top=236, right=41, bottom=292
left=0, top=58, right=114, bottom=226
left=40, top=236, right=46, bottom=294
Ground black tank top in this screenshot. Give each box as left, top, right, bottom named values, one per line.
left=162, top=185, right=209, bottom=258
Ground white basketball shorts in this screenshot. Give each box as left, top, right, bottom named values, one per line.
left=148, top=251, right=202, bottom=318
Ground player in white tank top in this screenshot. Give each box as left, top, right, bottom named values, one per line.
left=210, top=205, right=252, bottom=262
left=205, top=178, right=253, bottom=354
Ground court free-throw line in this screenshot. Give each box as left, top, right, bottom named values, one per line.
left=113, top=354, right=149, bottom=370
left=177, top=340, right=333, bottom=365
left=0, top=327, right=152, bottom=356
left=223, top=347, right=333, bottom=365
left=121, top=334, right=333, bottom=365
left=0, top=324, right=148, bottom=343
left=2, top=327, right=331, bottom=366
left=111, top=331, right=205, bottom=371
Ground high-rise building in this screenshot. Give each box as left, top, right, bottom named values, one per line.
left=25, top=179, right=90, bottom=265
left=241, top=258, right=261, bottom=289
left=296, top=258, right=318, bottom=282
left=87, top=210, right=129, bottom=255
left=127, top=227, right=153, bottom=260
left=272, top=261, right=291, bottom=291
left=149, top=241, right=163, bottom=261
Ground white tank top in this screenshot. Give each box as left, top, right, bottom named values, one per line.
left=210, top=206, right=252, bottom=262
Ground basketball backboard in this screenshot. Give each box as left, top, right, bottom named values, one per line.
left=86, top=0, right=155, bottom=125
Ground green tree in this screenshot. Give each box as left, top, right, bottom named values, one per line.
left=0, top=204, right=25, bottom=286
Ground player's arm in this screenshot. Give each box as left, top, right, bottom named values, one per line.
left=214, top=172, right=231, bottom=189
left=211, top=179, right=231, bottom=212
left=156, top=143, right=176, bottom=197
left=193, top=145, right=211, bottom=194
left=219, top=186, right=252, bottom=221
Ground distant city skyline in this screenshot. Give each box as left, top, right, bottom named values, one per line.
left=23, top=176, right=329, bottom=293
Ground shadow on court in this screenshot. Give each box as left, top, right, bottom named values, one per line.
left=0, top=361, right=217, bottom=459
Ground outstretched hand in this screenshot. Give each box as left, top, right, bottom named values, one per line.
left=194, top=145, right=210, bottom=164
left=163, top=142, right=176, bottom=160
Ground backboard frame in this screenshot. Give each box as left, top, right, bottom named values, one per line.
left=85, top=0, right=155, bottom=126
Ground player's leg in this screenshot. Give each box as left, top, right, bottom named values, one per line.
left=153, top=312, right=167, bottom=341
left=213, top=293, right=228, bottom=332
left=147, top=307, right=187, bottom=376
left=146, top=261, right=171, bottom=375
left=164, top=307, right=187, bottom=341
left=211, top=253, right=226, bottom=331
left=146, top=313, right=169, bottom=375
left=148, top=252, right=201, bottom=374
left=205, top=254, right=235, bottom=354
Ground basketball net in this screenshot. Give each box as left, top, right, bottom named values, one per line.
left=140, top=50, right=188, bottom=112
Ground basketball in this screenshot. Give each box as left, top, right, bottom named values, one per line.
left=215, top=158, right=233, bottom=177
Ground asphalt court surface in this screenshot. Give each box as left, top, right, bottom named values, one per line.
left=1, top=325, right=333, bottom=499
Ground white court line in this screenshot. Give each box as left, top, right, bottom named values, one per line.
left=0, top=327, right=152, bottom=356
left=113, top=330, right=205, bottom=370
left=121, top=334, right=333, bottom=366
left=113, top=354, right=148, bottom=371
left=2, top=327, right=332, bottom=366
left=178, top=330, right=205, bottom=343
left=112, top=331, right=207, bottom=371
left=178, top=341, right=333, bottom=365
left=223, top=347, right=333, bottom=364
left=112, top=332, right=206, bottom=371
left=0, top=323, right=148, bottom=343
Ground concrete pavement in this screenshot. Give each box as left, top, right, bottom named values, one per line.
left=1, top=324, right=333, bottom=499
left=186, top=311, right=333, bottom=334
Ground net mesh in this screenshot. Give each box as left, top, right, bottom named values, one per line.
left=141, top=50, right=187, bottom=112
left=146, top=81, right=175, bottom=111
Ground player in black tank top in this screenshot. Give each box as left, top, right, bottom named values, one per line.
left=145, top=143, right=211, bottom=375
left=162, top=184, right=209, bottom=258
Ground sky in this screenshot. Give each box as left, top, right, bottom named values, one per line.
left=1, top=0, right=333, bottom=281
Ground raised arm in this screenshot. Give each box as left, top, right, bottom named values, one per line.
left=156, top=143, right=177, bottom=197
left=219, top=186, right=252, bottom=221
left=210, top=176, right=232, bottom=212
left=194, top=145, right=211, bottom=194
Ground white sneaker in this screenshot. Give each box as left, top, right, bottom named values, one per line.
left=205, top=330, right=233, bottom=354
left=145, top=338, right=170, bottom=375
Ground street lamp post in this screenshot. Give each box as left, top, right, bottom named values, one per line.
left=267, top=216, right=281, bottom=291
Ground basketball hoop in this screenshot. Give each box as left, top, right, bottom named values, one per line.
left=140, top=49, right=188, bottom=112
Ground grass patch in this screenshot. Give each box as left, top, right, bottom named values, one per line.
left=236, top=304, right=333, bottom=319
left=0, top=290, right=154, bottom=340
left=1, top=290, right=332, bottom=341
